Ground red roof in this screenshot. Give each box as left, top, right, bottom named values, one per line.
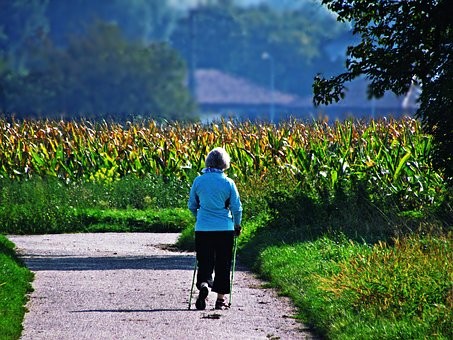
left=194, top=69, right=311, bottom=106
left=193, top=69, right=418, bottom=113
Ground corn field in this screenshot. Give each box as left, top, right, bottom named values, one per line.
left=0, top=117, right=445, bottom=202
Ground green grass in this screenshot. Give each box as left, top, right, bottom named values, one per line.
left=0, top=235, right=33, bottom=340
left=79, top=208, right=194, bottom=233
left=0, top=176, right=192, bottom=234
left=255, top=233, right=452, bottom=339
left=0, top=204, right=193, bottom=234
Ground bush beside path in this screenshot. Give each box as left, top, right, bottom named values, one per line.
left=8, top=233, right=317, bottom=340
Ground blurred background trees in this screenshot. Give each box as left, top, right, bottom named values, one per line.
left=0, top=0, right=351, bottom=120
left=171, top=2, right=348, bottom=96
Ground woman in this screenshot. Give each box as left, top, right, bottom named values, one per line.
left=188, top=147, right=242, bottom=310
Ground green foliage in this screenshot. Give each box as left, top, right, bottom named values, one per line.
left=418, top=56, right=453, bottom=181
left=45, top=0, right=177, bottom=44
left=257, top=234, right=453, bottom=339
left=0, top=178, right=81, bottom=234
left=174, top=224, right=196, bottom=252
left=0, top=116, right=450, bottom=339
left=1, top=21, right=195, bottom=120
left=319, top=235, right=452, bottom=335
left=0, top=0, right=49, bottom=73
left=171, top=2, right=349, bottom=96
left=0, top=176, right=191, bottom=234
left=314, top=0, right=453, bottom=182
left=2, top=117, right=447, bottom=239
left=80, top=208, right=193, bottom=233
left=0, top=235, right=34, bottom=340
left=1, top=117, right=446, bottom=213
left=1, top=0, right=351, bottom=106
left=82, top=174, right=192, bottom=210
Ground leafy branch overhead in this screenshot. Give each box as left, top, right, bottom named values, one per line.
left=314, top=0, right=453, bottom=181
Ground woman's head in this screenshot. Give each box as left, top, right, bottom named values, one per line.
left=205, top=147, right=230, bottom=170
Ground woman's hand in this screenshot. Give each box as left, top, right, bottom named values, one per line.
left=234, top=225, right=241, bottom=237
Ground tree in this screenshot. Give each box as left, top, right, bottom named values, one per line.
left=46, top=0, right=179, bottom=45
left=170, top=2, right=349, bottom=96
left=1, top=22, right=196, bottom=121
left=0, top=0, right=49, bottom=72
left=313, top=0, right=452, bottom=181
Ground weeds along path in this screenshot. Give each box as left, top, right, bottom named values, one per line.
left=8, top=233, right=316, bottom=340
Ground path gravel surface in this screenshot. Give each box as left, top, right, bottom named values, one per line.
left=8, top=233, right=317, bottom=340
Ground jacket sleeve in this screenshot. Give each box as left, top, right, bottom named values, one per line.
left=188, top=181, right=200, bottom=218
left=229, top=181, right=243, bottom=225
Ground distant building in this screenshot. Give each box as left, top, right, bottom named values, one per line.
left=193, top=69, right=418, bottom=122
left=317, top=78, right=419, bottom=121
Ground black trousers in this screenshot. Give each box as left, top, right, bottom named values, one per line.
left=195, top=231, right=234, bottom=294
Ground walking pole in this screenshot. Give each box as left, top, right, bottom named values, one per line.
left=188, top=258, right=197, bottom=310
left=229, top=236, right=238, bottom=307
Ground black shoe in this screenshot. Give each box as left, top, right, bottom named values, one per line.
left=215, top=298, right=230, bottom=310
left=195, top=283, right=209, bottom=310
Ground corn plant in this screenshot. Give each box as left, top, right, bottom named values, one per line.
left=0, top=117, right=446, bottom=211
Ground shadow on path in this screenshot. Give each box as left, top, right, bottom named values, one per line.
left=22, top=254, right=196, bottom=271
left=70, top=309, right=192, bottom=313
left=22, top=254, right=246, bottom=272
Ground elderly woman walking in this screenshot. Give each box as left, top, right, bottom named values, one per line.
left=188, top=147, right=242, bottom=310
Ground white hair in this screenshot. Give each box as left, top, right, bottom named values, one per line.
left=205, top=147, right=230, bottom=170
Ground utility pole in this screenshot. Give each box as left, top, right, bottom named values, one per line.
left=188, top=9, right=197, bottom=99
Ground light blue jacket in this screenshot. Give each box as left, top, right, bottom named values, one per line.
left=188, top=170, right=242, bottom=232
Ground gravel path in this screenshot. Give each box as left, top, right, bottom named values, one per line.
left=8, top=233, right=317, bottom=340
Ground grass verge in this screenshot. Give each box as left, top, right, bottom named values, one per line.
left=0, top=175, right=192, bottom=234
left=176, top=212, right=452, bottom=339
left=79, top=208, right=194, bottom=233
left=254, top=233, right=452, bottom=339
left=0, top=235, right=33, bottom=340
